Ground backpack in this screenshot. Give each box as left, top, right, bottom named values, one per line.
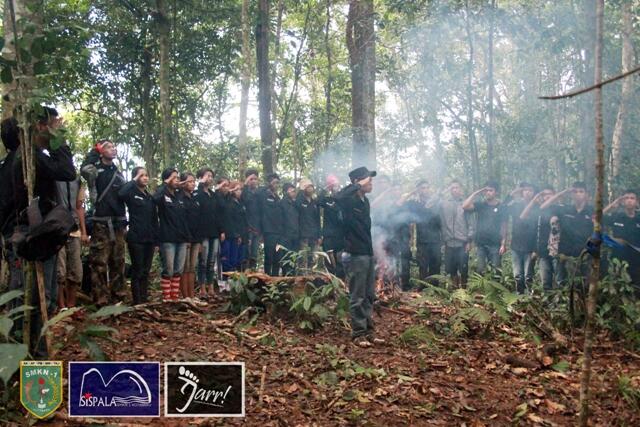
left=13, top=203, right=76, bottom=261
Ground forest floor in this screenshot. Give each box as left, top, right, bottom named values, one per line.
left=41, top=290, right=640, bottom=426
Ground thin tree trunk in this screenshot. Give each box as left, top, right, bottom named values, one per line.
left=156, top=0, right=173, bottom=168
left=609, top=0, right=633, bottom=197
left=579, top=1, right=604, bottom=425
left=347, top=0, right=376, bottom=169
left=256, top=0, right=273, bottom=175
left=238, top=0, right=251, bottom=179
left=270, top=0, right=283, bottom=169
left=486, top=0, right=496, bottom=180
left=140, top=25, right=157, bottom=187
left=464, top=1, right=480, bottom=187
left=324, top=0, right=333, bottom=149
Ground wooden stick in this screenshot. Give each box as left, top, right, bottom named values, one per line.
left=258, top=365, right=267, bottom=404
left=35, top=261, right=52, bottom=356
left=539, top=64, right=640, bottom=100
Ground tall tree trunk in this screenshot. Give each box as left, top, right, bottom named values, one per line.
left=609, top=0, right=633, bottom=198
left=579, top=0, right=596, bottom=188
left=156, top=0, right=173, bottom=168
left=324, top=0, right=333, bottom=149
left=579, top=1, right=604, bottom=425
left=238, top=0, right=252, bottom=179
left=256, top=0, right=274, bottom=175
left=347, top=0, right=376, bottom=169
left=464, top=1, right=480, bottom=187
left=141, top=26, right=157, bottom=187
left=486, top=0, right=496, bottom=180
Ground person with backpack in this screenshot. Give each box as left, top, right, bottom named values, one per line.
left=81, top=140, right=127, bottom=306
left=153, top=168, right=192, bottom=302
left=118, top=166, right=158, bottom=304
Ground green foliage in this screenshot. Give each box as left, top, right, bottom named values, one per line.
left=289, top=278, right=348, bottom=331
left=399, top=325, right=438, bottom=348
left=618, top=375, right=640, bottom=411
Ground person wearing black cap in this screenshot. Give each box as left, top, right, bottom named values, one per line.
left=258, top=173, right=282, bottom=276
left=462, top=181, right=508, bottom=274
left=153, top=168, right=191, bottom=302
left=336, top=166, right=383, bottom=347
left=278, top=182, right=300, bottom=276
left=118, top=166, right=158, bottom=304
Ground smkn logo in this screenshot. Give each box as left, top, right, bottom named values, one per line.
left=165, top=362, right=245, bottom=417
left=20, top=361, right=63, bottom=419
left=68, top=362, right=160, bottom=417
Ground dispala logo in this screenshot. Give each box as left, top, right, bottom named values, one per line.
left=165, top=362, right=245, bottom=417
left=68, top=362, right=160, bottom=417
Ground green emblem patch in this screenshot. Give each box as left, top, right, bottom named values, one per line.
left=20, top=361, right=63, bottom=419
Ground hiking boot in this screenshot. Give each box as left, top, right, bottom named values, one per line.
left=352, top=336, right=372, bottom=348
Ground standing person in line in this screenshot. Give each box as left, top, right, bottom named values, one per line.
left=212, top=176, right=229, bottom=288
left=504, top=182, right=537, bottom=294
left=336, top=166, right=384, bottom=348
left=440, top=181, right=473, bottom=287
left=81, top=140, right=127, bottom=306
left=56, top=176, right=88, bottom=310
left=241, top=169, right=260, bottom=270
left=319, top=174, right=345, bottom=278
left=118, top=167, right=158, bottom=304
left=259, top=173, right=282, bottom=276
left=180, top=172, right=201, bottom=301
left=604, top=189, right=640, bottom=296
left=279, top=182, right=300, bottom=276
left=462, top=181, right=507, bottom=274
left=193, top=168, right=218, bottom=299
left=153, top=168, right=191, bottom=302
left=520, top=185, right=556, bottom=291
left=539, top=182, right=594, bottom=290
left=221, top=181, right=248, bottom=272
left=405, top=180, right=442, bottom=285
left=296, top=178, right=321, bottom=270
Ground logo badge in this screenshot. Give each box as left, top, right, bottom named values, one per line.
left=68, top=362, right=160, bottom=417
left=20, top=361, right=63, bottom=419
left=165, top=362, right=245, bottom=417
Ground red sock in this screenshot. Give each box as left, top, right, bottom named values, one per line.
left=171, top=275, right=181, bottom=300
left=161, top=277, right=172, bottom=302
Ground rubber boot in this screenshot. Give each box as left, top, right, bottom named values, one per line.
left=171, top=275, right=181, bottom=301
left=161, top=277, right=172, bottom=302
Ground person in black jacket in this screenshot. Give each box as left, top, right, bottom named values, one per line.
left=193, top=168, right=219, bottom=299
left=118, top=166, right=158, bottom=304
left=319, top=175, right=344, bottom=277
left=221, top=181, right=248, bottom=272
left=336, top=166, right=384, bottom=347
left=1, top=109, right=76, bottom=357
left=279, top=182, right=300, bottom=276
left=259, top=173, right=282, bottom=276
left=153, top=168, right=191, bottom=302
left=212, top=176, right=230, bottom=287
left=81, top=140, right=127, bottom=306
left=296, top=178, right=321, bottom=270
left=180, top=172, right=201, bottom=300
left=241, top=168, right=260, bottom=270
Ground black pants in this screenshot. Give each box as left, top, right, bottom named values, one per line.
left=444, top=245, right=468, bottom=284
left=263, top=233, right=280, bottom=276
left=128, top=242, right=155, bottom=304
left=416, top=242, right=442, bottom=283
left=278, top=237, right=299, bottom=276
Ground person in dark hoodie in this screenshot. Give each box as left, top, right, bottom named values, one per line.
left=279, top=182, right=300, bottom=276
left=180, top=172, right=201, bottom=300
left=0, top=108, right=76, bottom=357
left=213, top=176, right=230, bottom=288
left=153, top=168, right=191, bottom=302
left=296, top=178, right=321, bottom=270
left=319, top=174, right=344, bottom=277
left=241, top=168, right=261, bottom=270
left=193, top=167, right=219, bottom=299
left=258, top=173, right=282, bottom=276
left=118, top=166, right=158, bottom=304
left=220, top=180, right=248, bottom=272
left=81, top=139, right=127, bottom=305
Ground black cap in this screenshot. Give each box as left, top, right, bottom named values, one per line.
left=348, top=166, right=377, bottom=182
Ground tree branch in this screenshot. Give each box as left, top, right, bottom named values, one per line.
left=539, top=64, right=640, bottom=100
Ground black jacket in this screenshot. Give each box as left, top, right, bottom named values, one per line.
left=336, top=184, right=372, bottom=256
left=193, top=184, right=222, bottom=239
left=182, top=192, right=202, bottom=243
left=118, top=181, right=158, bottom=243
left=258, top=186, right=282, bottom=235
left=280, top=196, right=300, bottom=241
left=152, top=185, right=191, bottom=243
left=213, top=191, right=230, bottom=236
left=81, top=149, right=126, bottom=222
left=225, top=197, right=249, bottom=240
left=241, top=186, right=261, bottom=233
left=319, top=190, right=343, bottom=238
left=296, top=193, right=321, bottom=240
left=406, top=200, right=442, bottom=245
left=1, top=145, right=76, bottom=236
